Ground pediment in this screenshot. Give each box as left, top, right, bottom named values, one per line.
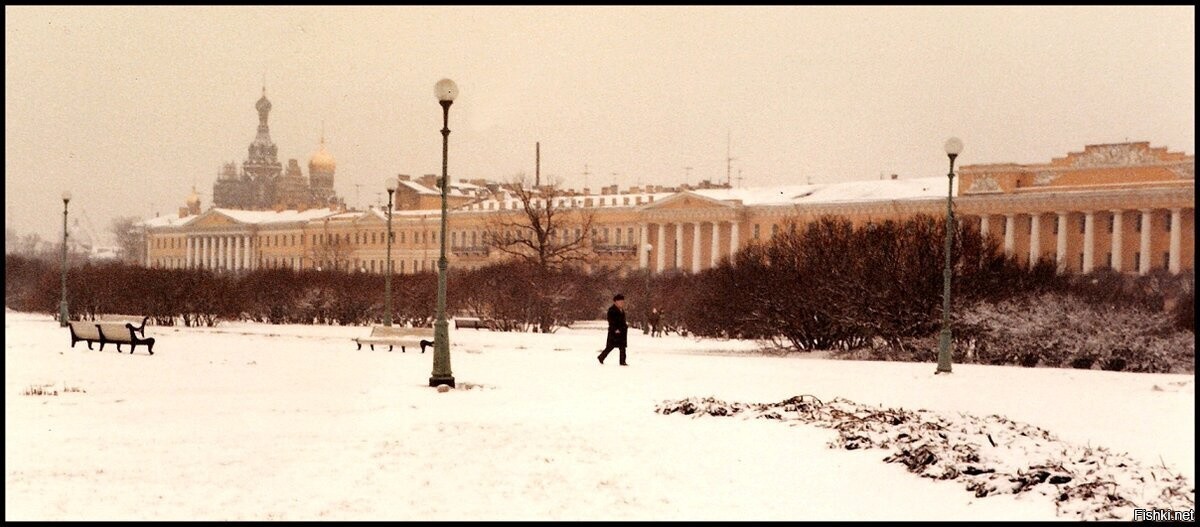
left=640, top=191, right=734, bottom=211
left=185, top=210, right=242, bottom=228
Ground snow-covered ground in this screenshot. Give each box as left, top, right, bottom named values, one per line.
left=5, top=311, right=1194, bottom=520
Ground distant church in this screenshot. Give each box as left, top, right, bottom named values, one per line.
left=211, top=88, right=342, bottom=210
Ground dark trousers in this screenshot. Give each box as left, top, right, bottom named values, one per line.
left=599, top=345, right=626, bottom=365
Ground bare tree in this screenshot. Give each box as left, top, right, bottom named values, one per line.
left=483, top=174, right=595, bottom=272
left=305, top=220, right=351, bottom=271
left=482, top=174, right=596, bottom=332
left=109, top=216, right=145, bottom=264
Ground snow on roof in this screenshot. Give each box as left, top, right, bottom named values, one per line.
left=212, top=208, right=340, bottom=224
left=399, top=179, right=470, bottom=197
left=691, top=177, right=956, bottom=206
left=142, top=214, right=199, bottom=228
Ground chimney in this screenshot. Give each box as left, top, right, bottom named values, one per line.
left=891, top=174, right=899, bottom=180
left=397, top=174, right=412, bottom=181
left=178, top=207, right=188, bottom=219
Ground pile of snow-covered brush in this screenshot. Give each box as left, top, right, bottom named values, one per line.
left=656, top=395, right=1194, bottom=520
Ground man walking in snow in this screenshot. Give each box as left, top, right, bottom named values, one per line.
left=598, top=294, right=629, bottom=366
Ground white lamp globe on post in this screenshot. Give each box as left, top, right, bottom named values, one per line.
left=384, top=176, right=399, bottom=327
left=431, top=78, right=458, bottom=389
left=59, top=190, right=72, bottom=327
left=936, top=137, right=964, bottom=374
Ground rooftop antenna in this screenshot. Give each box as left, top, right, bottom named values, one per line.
left=726, top=130, right=737, bottom=186
left=535, top=142, right=540, bottom=187
left=736, top=168, right=744, bottom=188
left=684, top=166, right=693, bottom=186
left=610, top=172, right=619, bottom=187
left=353, top=183, right=364, bottom=208
left=582, top=164, right=591, bottom=191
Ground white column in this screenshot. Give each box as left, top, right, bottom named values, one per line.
left=186, top=237, right=193, bottom=268
left=656, top=223, right=665, bottom=272
left=710, top=221, right=721, bottom=268
left=1082, top=212, right=1095, bottom=273
left=979, top=215, right=989, bottom=241
left=224, top=236, right=231, bottom=270
left=1055, top=212, right=1068, bottom=273
left=674, top=223, right=683, bottom=269
left=1028, top=213, right=1040, bottom=267
left=1139, top=209, right=1152, bottom=275
left=691, top=222, right=702, bottom=273
left=244, top=235, right=251, bottom=270
left=1110, top=211, right=1123, bottom=272
left=638, top=224, right=648, bottom=269
left=729, top=222, right=740, bottom=261
left=233, top=236, right=241, bottom=270
left=1169, top=208, right=1182, bottom=274
left=1003, top=214, right=1015, bottom=256
left=203, top=237, right=211, bottom=269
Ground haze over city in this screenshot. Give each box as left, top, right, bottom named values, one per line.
left=4, top=5, right=1194, bottom=242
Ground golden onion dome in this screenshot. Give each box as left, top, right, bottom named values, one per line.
left=186, top=186, right=201, bottom=205
left=309, top=137, right=336, bottom=171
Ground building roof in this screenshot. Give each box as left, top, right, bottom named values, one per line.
left=142, top=214, right=200, bottom=228
left=209, top=208, right=341, bottom=225
left=691, top=176, right=957, bottom=206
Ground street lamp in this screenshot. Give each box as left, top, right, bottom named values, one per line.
left=643, top=243, right=653, bottom=333
left=936, top=137, right=963, bottom=374
left=384, top=177, right=398, bottom=327
left=430, top=78, right=458, bottom=388
left=59, top=190, right=71, bottom=327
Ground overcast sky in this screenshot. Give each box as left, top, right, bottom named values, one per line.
left=5, top=6, right=1194, bottom=244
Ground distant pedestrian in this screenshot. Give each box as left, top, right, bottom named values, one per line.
left=648, top=307, right=662, bottom=338
left=598, top=294, right=629, bottom=366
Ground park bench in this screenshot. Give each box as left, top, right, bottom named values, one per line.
left=68, top=317, right=155, bottom=355
left=453, top=316, right=490, bottom=330
left=354, top=326, right=433, bottom=353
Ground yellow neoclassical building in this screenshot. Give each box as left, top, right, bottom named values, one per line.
left=144, top=141, right=1194, bottom=276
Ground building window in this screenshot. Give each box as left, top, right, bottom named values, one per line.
left=1107, top=252, right=1112, bottom=268
left=1134, top=252, right=1141, bottom=267
left=1001, top=221, right=1007, bottom=235
left=1135, top=214, right=1142, bottom=232
left=1052, top=220, right=1058, bottom=235
left=1080, top=218, right=1086, bottom=234
left=1164, top=252, right=1170, bottom=268
left=1079, top=253, right=1084, bottom=270
left=615, top=229, right=622, bottom=245
left=1109, top=214, right=1115, bottom=234
left=603, top=228, right=609, bottom=242
left=771, top=224, right=779, bottom=237
left=1166, top=213, right=1172, bottom=231
left=753, top=224, right=761, bottom=239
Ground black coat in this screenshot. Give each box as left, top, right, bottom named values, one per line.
left=605, top=304, right=628, bottom=348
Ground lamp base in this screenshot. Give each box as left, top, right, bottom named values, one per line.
left=429, top=376, right=455, bottom=388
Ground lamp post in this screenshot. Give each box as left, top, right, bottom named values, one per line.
left=384, top=177, right=398, bottom=327
left=59, top=191, right=71, bottom=327
left=430, top=78, right=457, bottom=388
left=643, top=243, right=653, bottom=327
left=936, top=137, right=963, bottom=374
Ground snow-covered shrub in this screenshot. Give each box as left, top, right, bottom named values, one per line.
left=953, top=292, right=1194, bottom=373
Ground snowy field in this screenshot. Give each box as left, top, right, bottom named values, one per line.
left=4, top=311, right=1194, bottom=520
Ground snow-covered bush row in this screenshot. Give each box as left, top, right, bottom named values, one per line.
left=657, top=395, right=1195, bottom=520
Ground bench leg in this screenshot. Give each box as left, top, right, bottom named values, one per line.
left=356, top=343, right=362, bottom=350
left=400, top=346, right=405, bottom=353
left=148, top=338, right=155, bottom=355
left=117, top=343, right=123, bottom=353
left=370, top=344, right=375, bottom=351
left=87, top=341, right=94, bottom=350
left=98, top=340, right=105, bottom=352
left=420, top=339, right=432, bottom=354
left=390, top=345, right=395, bottom=352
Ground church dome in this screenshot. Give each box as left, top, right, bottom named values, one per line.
left=186, top=186, right=201, bottom=205
left=256, top=93, right=272, bottom=114
left=309, top=138, right=336, bottom=172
